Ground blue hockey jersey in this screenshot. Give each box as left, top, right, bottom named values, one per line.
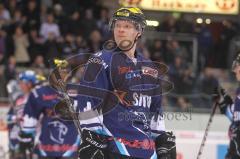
left=77, top=50, right=166, bottom=159
left=224, top=87, right=240, bottom=123
left=21, top=83, right=80, bottom=157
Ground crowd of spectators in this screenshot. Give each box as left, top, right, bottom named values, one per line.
left=0, top=0, right=239, bottom=110
left=146, top=14, right=240, bottom=110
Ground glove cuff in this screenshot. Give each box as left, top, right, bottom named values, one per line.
left=218, top=103, right=228, bottom=114
left=82, top=129, right=108, bottom=149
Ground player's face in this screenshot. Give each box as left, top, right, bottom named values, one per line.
left=233, top=65, right=240, bottom=81
left=19, top=81, right=32, bottom=94
left=113, top=20, right=140, bottom=49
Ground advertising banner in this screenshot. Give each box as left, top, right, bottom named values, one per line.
left=120, top=0, right=239, bottom=15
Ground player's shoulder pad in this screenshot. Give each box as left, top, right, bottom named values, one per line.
left=31, top=82, right=52, bottom=98
left=91, top=50, right=112, bottom=69
left=236, top=87, right=240, bottom=95
left=94, top=50, right=113, bottom=59
left=137, top=52, right=151, bottom=62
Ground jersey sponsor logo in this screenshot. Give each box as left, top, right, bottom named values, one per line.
left=118, top=66, right=132, bottom=74
left=108, top=137, right=155, bottom=150
left=233, top=111, right=240, bottom=121
left=38, top=144, right=78, bottom=152
left=87, top=57, right=103, bottom=65
left=87, top=57, right=108, bottom=69
left=42, top=94, right=58, bottom=101
left=86, top=137, right=107, bottom=149
left=48, top=121, right=68, bottom=144
left=125, top=70, right=142, bottom=79
left=142, top=66, right=158, bottom=78
left=133, top=92, right=152, bottom=108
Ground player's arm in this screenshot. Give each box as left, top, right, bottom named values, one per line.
left=19, top=89, right=42, bottom=150
left=214, top=88, right=233, bottom=121
left=78, top=53, right=112, bottom=159
left=150, top=96, right=176, bottom=159
left=6, top=107, right=16, bottom=125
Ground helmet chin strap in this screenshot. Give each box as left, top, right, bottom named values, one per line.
left=118, top=32, right=141, bottom=52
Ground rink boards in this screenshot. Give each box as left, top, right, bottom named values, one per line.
left=0, top=107, right=231, bottom=159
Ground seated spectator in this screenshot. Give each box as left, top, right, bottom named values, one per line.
left=13, top=26, right=30, bottom=66
left=28, top=28, right=44, bottom=62
left=43, top=32, right=61, bottom=63
left=62, top=33, right=77, bottom=57
left=198, top=67, right=219, bottom=95
left=157, top=15, right=177, bottom=33
left=169, top=56, right=188, bottom=94
left=0, top=29, right=6, bottom=64
left=88, top=29, right=102, bottom=53
left=11, top=9, right=26, bottom=26
left=31, top=55, right=45, bottom=69
left=23, top=0, right=40, bottom=31
left=0, top=4, right=11, bottom=27
left=137, top=40, right=150, bottom=59
left=40, top=12, right=60, bottom=41
left=97, top=7, right=111, bottom=41
left=5, top=0, right=18, bottom=18
left=53, top=3, right=67, bottom=34
left=196, top=67, right=219, bottom=108
left=170, top=40, right=188, bottom=60
left=4, top=56, right=16, bottom=82
left=82, top=8, right=97, bottom=38
left=64, top=10, right=83, bottom=35
left=148, top=39, right=165, bottom=62
left=76, top=34, right=89, bottom=53
left=177, top=97, right=192, bottom=110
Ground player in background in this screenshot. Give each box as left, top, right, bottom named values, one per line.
left=77, top=7, right=176, bottom=159
left=214, top=53, right=240, bottom=159
left=7, top=70, right=37, bottom=159
left=19, top=61, right=80, bottom=159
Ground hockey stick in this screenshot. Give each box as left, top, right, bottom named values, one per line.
left=196, top=101, right=219, bottom=159
left=50, top=60, right=82, bottom=136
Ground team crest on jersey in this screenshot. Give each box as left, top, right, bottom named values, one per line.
left=142, top=66, right=158, bottom=78
left=48, top=121, right=68, bottom=144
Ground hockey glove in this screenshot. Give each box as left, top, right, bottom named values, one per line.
left=213, top=87, right=233, bottom=114
left=155, top=131, right=176, bottom=159
left=78, top=129, right=108, bottom=159
left=18, top=131, right=34, bottom=152
left=228, top=123, right=240, bottom=157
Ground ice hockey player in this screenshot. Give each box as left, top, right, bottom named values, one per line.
left=77, top=7, right=176, bottom=159
left=7, top=70, right=37, bottom=159
left=19, top=64, right=80, bottom=159
left=214, top=53, right=240, bottom=159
